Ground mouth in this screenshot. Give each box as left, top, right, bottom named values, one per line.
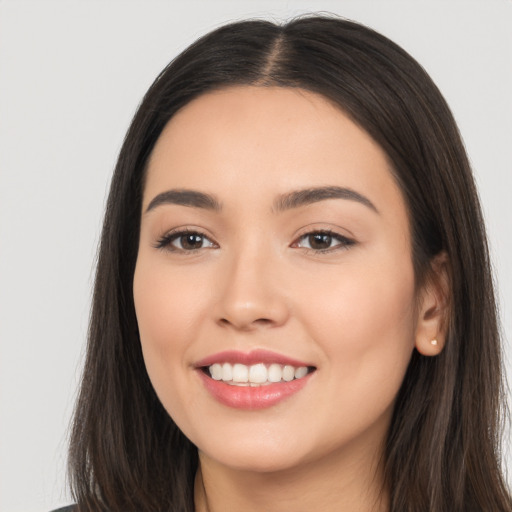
left=195, top=349, right=316, bottom=409
left=201, top=362, right=315, bottom=386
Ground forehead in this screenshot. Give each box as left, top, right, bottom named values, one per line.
left=144, top=86, right=404, bottom=217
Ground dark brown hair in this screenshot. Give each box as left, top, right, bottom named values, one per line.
left=69, top=15, right=511, bottom=511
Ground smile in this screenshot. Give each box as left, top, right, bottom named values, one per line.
left=195, top=350, right=316, bottom=409
left=207, top=362, right=311, bottom=386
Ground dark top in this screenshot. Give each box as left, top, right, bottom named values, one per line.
left=50, top=506, right=76, bottom=512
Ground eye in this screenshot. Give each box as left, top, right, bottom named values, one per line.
left=293, top=231, right=354, bottom=252
left=156, top=230, right=217, bottom=252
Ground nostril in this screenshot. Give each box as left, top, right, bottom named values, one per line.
left=253, top=318, right=273, bottom=325
left=218, top=317, right=274, bottom=329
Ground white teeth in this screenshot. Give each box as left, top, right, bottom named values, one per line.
left=268, top=363, right=283, bottom=382
left=249, top=363, right=268, bottom=383
left=294, top=366, right=308, bottom=379
left=210, top=363, right=222, bottom=380
left=282, top=365, right=295, bottom=382
left=222, top=362, right=233, bottom=381
left=232, top=363, right=249, bottom=383
left=208, top=362, right=310, bottom=385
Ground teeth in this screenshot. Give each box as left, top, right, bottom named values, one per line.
left=268, top=363, right=282, bottom=382
left=210, top=363, right=222, bottom=380
left=222, top=362, right=233, bottom=381
left=249, top=363, right=268, bottom=383
left=208, top=362, right=310, bottom=385
left=282, top=365, right=295, bottom=382
left=232, top=363, right=249, bottom=383
left=294, top=366, right=308, bottom=379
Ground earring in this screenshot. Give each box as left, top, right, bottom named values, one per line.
left=430, top=339, right=438, bottom=346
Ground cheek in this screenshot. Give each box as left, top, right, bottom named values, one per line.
left=134, top=257, right=208, bottom=345
left=299, top=255, right=417, bottom=407
left=281, top=260, right=416, bottom=457
left=303, top=247, right=416, bottom=349
left=133, top=259, right=206, bottom=405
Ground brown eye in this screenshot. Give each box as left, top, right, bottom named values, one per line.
left=308, top=233, right=333, bottom=250
left=156, top=230, right=216, bottom=252
left=293, top=231, right=354, bottom=252
left=177, top=233, right=205, bottom=250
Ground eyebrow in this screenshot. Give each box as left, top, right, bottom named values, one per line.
left=145, top=189, right=222, bottom=213
left=273, top=186, right=378, bottom=214
left=145, top=185, right=378, bottom=214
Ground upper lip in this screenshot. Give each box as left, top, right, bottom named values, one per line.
left=194, top=349, right=313, bottom=368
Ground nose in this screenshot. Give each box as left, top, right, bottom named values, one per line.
left=214, top=249, right=290, bottom=331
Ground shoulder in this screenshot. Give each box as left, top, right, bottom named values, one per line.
left=49, top=506, right=76, bottom=512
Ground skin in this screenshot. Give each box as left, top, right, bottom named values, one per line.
left=133, top=86, right=446, bottom=512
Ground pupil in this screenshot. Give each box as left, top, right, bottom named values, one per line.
left=182, top=234, right=202, bottom=249
left=310, top=233, right=331, bottom=249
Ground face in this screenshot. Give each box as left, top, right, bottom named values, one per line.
left=133, top=86, right=420, bottom=474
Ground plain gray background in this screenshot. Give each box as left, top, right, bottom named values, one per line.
left=1, top=1, right=511, bottom=510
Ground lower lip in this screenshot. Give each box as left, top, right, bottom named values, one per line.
left=197, top=370, right=313, bottom=410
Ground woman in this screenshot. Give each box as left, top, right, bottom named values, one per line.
left=62, top=15, right=511, bottom=511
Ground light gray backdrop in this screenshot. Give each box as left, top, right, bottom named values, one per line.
left=1, top=1, right=510, bottom=511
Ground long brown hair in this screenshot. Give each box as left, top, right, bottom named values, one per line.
left=69, top=15, right=511, bottom=511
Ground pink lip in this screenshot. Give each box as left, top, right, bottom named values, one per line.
left=194, top=349, right=315, bottom=410
left=194, top=349, right=311, bottom=368
left=196, top=370, right=313, bottom=410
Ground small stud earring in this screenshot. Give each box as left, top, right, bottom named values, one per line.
left=431, top=339, right=438, bottom=346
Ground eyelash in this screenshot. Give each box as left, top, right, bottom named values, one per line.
left=154, top=229, right=355, bottom=254
left=154, top=229, right=217, bottom=253
left=292, top=230, right=355, bottom=253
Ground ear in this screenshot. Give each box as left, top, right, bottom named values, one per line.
left=414, top=252, right=451, bottom=356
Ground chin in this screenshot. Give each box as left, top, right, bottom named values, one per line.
left=201, top=445, right=307, bottom=474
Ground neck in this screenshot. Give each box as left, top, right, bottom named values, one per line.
left=194, top=437, right=389, bottom=512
